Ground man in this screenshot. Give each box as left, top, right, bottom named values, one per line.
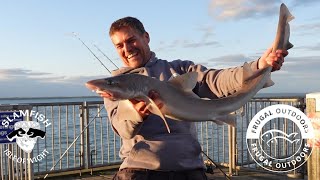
left=97, top=16, right=288, bottom=180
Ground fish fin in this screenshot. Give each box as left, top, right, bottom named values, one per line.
left=212, top=120, right=224, bottom=126
left=200, top=97, right=210, bottom=100
left=182, top=90, right=202, bottom=99
left=165, top=114, right=183, bottom=121
left=139, top=95, right=171, bottom=133
left=164, top=114, right=228, bottom=126
left=281, top=3, right=295, bottom=23
left=286, top=42, right=294, bottom=50
left=243, top=61, right=273, bottom=88
left=215, top=114, right=237, bottom=127
left=230, top=106, right=245, bottom=116
left=168, top=72, right=198, bottom=91
left=263, top=75, right=274, bottom=88
left=165, top=113, right=236, bottom=127
left=242, top=62, right=254, bottom=83
left=281, top=3, right=294, bottom=50
left=118, top=100, right=142, bottom=121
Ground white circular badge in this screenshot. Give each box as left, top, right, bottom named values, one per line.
left=246, top=104, right=315, bottom=172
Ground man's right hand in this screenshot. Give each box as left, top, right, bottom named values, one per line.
left=130, top=90, right=163, bottom=119
left=97, top=89, right=163, bottom=118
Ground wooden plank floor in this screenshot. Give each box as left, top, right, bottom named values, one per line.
left=43, top=167, right=307, bottom=180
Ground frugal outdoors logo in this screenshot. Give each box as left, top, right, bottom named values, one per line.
left=1, top=110, right=51, bottom=164
left=246, top=104, right=315, bottom=172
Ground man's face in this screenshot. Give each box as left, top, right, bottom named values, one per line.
left=111, top=27, right=151, bottom=68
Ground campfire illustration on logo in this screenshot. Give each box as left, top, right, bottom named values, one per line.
left=6, top=121, right=46, bottom=153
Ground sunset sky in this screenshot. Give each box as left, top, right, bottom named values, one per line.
left=1, top=0, right=319, bottom=97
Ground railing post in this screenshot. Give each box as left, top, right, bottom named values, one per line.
left=232, top=126, right=238, bottom=176
left=83, top=102, right=91, bottom=169
left=79, top=103, right=86, bottom=170
left=228, top=125, right=237, bottom=176
left=26, top=113, right=34, bottom=180
left=306, top=92, right=320, bottom=180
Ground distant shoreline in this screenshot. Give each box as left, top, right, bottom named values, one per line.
left=0, top=93, right=306, bottom=100
left=0, top=95, right=100, bottom=100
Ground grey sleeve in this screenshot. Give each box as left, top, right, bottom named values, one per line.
left=104, top=98, right=144, bottom=139
left=175, top=59, right=260, bottom=98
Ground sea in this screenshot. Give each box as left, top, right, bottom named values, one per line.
left=0, top=93, right=306, bottom=105
left=0, top=93, right=307, bottom=174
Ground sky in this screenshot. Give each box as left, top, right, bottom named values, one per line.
left=0, top=0, right=319, bottom=98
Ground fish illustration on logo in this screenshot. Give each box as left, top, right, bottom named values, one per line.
left=6, top=121, right=46, bottom=153
left=261, top=129, right=300, bottom=147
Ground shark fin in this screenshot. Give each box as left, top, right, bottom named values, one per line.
left=263, top=75, right=274, bottom=88
left=242, top=62, right=254, bottom=84
left=168, top=72, right=198, bottom=91
left=139, top=95, right=171, bottom=133
left=281, top=3, right=295, bottom=23
left=211, top=120, right=224, bottom=126
left=243, top=62, right=274, bottom=88
left=214, top=113, right=237, bottom=127
left=166, top=113, right=236, bottom=127
left=118, top=100, right=142, bottom=121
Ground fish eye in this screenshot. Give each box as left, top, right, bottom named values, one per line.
left=105, top=79, right=115, bottom=85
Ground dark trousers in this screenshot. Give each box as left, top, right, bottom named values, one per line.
left=113, top=168, right=208, bottom=180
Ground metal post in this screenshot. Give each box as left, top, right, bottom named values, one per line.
left=84, top=102, right=91, bottom=169
left=232, top=126, right=238, bottom=176
left=79, top=104, right=85, bottom=169
left=26, top=113, right=34, bottom=180
left=228, top=125, right=232, bottom=176
left=306, top=92, right=320, bottom=180
left=8, top=145, right=13, bottom=180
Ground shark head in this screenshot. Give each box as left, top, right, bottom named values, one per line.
left=86, top=74, right=151, bottom=100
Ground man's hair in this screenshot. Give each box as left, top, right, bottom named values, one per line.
left=109, top=16, right=146, bottom=36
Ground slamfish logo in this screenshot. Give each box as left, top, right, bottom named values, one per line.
left=3, top=110, right=51, bottom=164
left=7, top=121, right=46, bottom=153
left=246, top=104, right=315, bottom=172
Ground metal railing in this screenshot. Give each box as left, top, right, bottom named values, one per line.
left=0, top=96, right=305, bottom=179
left=198, top=96, right=306, bottom=176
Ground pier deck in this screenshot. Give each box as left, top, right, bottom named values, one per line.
left=43, top=167, right=306, bottom=180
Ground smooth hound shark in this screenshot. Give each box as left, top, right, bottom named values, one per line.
left=85, top=3, right=294, bottom=133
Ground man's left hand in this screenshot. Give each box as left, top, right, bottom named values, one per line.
left=258, top=47, right=289, bottom=72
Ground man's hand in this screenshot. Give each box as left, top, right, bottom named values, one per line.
left=129, top=90, right=163, bottom=119
left=258, top=47, right=289, bottom=72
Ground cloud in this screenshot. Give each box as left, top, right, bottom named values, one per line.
left=292, top=0, right=320, bottom=7
left=154, top=25, right=219, bottom=51
left=0, top=68, right=109, bottom=97
left=155, top=39, right=220, bottom=52
left=196, top=26, right=215, bottom=40
left=0, top=68, right=51, bottom=80
left=201, top=54, right=254, bottom=69
left=182, top=41, right=220, bottom=48
left=294, top=43, right=320, bottom=51
left=209, top=0, right=280, bottom=21
left=294, top=22, right=320, bottom=36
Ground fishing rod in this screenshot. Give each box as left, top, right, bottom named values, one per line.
left=45, top=33, right=119, bottom=179
left=44, top=106, right=105, bottom=179
left=202, top=150, right=231, bottom=180
left=93, top=44, right=119, bottom=69
left=71, top=32, right=112, bottom=74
